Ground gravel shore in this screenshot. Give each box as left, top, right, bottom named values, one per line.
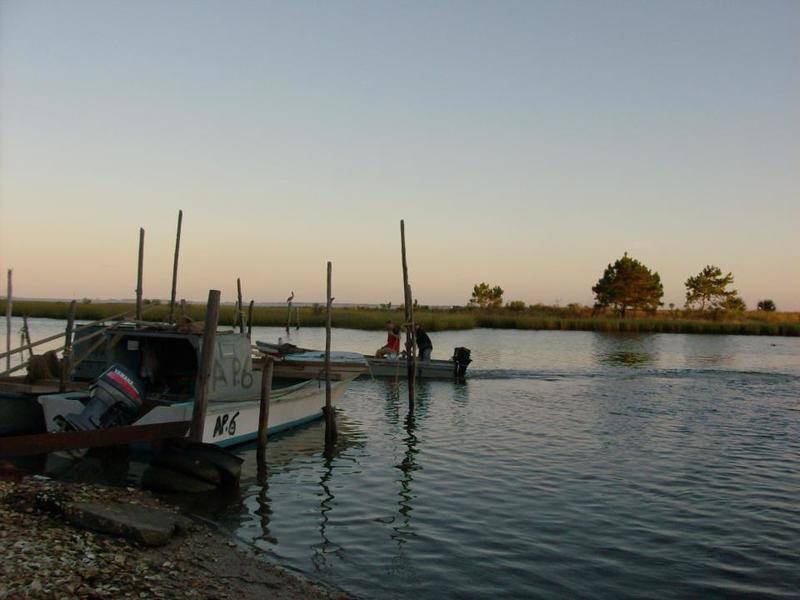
left=1, top=476, right=347, bottom=600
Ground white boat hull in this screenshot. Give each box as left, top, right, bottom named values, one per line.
left=39, top=379, right=352, bottom=449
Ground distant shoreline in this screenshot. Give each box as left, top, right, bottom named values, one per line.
left=3, top=300, right=798, bottom=337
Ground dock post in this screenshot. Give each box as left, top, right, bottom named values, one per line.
left=247, top=300, right=254, bottom=340
left=324, top=262, right=337, bottom=451
left=236, top=278, right=245, bottom=335
left=5, top=269, right=11, bottom=372
left=400, top=220, right=416, bottom=410
left=59, top=300, right=77, bottom=393
left=190, top=289, right=220, bottom=443
left=168, top=210, right=183, bottom=324
left=257, top=357, right=274, bottom=456
left=21, top=315, right=33, bottom=361
left=285, top=291, right=294, bottom=335
left=135, top=228, right=144, bottom=321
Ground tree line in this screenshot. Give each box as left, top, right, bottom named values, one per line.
left=469, top=253, right=778, bottom=317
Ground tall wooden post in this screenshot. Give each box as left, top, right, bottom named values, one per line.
left=236, top=278, right=245, bottom=335
left=257, top=357, right=274, bottom=457
left=190, top=289, right=220, bottom=443
left=5, top=269, right=11, bottom=372
left=247, top=300, right=254, bottom=340
left=285, top=291, right=294, bottom=334
left=135, top=228, right=144, bottom=321
left=324, top=262, right=337, bottom=449
left=59, top=300, right=77, bottom=392
left=22, top=315, right=33, bottom=361
left=400, top=220, right=416, bottom=409
left=168, top=210, right=183, bottom=324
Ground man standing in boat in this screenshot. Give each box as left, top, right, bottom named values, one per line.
left=376, top=320, right=401, bottom=358
left=415, top=324, right=433, bottom=361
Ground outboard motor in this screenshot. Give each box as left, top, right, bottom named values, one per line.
left=452, top=347, right=472, bottom=377
left=61, top=365, right=144, bottom=431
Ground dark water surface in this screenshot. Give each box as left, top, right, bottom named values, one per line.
left=5, top=320, right=800, bottom=598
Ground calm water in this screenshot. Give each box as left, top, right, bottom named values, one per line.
left=5, top=319, right=800, bottom=598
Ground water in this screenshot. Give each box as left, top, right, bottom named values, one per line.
left=5, top=319, right=800, bottom=598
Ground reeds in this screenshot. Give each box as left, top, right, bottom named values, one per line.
left=2, top=300, right=798, bottom=336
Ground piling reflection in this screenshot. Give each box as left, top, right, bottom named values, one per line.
left=388, top=382, right=432, bottom=576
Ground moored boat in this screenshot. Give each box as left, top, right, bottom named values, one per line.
left=31, top=324, right=355, bottom=451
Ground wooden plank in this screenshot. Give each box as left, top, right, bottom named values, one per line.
left=0, top=310, right=133, bottom=363
left=0, top=421, right=190, bottom=458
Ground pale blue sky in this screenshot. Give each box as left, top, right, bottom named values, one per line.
left=1, top=1, right=798, bottom=308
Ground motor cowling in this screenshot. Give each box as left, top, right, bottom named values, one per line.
left=452, top=347, right=472, bottom=377
left=62, top=365, right=144, bottom=431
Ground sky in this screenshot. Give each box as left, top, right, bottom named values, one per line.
left=1, top=1, right=798, bottom=309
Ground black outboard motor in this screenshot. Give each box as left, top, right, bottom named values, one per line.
left=452, top=347, right=472, bottom=377
left=62, top=365, right=144, bottom=431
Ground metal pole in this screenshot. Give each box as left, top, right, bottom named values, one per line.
left=190, top=289, right=220, bottom=442
left=168, top=209, right=183, bottom=324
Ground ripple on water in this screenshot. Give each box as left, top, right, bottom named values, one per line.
left=195, top=330, right=800, bottom=599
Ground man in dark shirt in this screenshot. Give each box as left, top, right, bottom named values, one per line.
left=415, top=324, right=433, bottom=361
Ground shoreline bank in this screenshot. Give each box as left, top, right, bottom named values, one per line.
left=2, top=300, right=799, bottom=336
left=0, top=476, right=346, bottom=600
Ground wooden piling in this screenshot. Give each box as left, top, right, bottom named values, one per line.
left=257, top=357, right=274, bottom=456
left=400, top=220, right=416, bottom=409
left=168, top=210, right=183, bottom=324
left=21, top=315, right=33, bottom=361
left=247, top=300, right=254, bottom=340
left=324, top=262, right=337, bottom=449
left=5, top=269, right=11, bottom=372
left=59, top=300, right=77, bottom=393
left=135, top=228, right=144, bottom=321
left=190, top=289, right=220, bottom=443
left=236, top=278, right=245, bottom=335
left=285, top=291, right=294, bottom=334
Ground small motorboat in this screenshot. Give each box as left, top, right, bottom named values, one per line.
left=256, top=340, right=472, bottom=380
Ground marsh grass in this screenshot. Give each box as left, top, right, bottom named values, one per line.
left=2, top=300, right=798, bottom=336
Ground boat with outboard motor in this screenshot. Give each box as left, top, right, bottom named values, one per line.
left=32, top=324, right=355, bottom=449
left=256, top=340, right=472, bottom=380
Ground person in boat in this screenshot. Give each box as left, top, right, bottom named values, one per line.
left=415, top=324, right=433, bottom=361
left=376, top=320, right=401, bottom=358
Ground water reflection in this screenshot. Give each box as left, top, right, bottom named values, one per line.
left=312, top=456, right=342, bottom=570
left=592, top=333, right=658, bottom=368
left=390, top=407, right=420, bottom=576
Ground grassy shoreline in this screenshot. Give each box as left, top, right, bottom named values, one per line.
left=2, top=300, right=799, bottom=336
